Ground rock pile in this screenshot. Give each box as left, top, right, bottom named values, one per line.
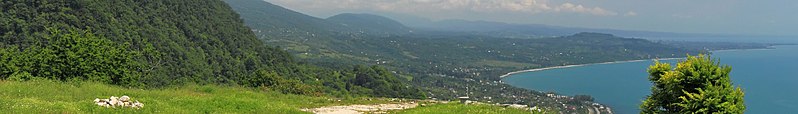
left=93, top=95, right=144, bottom=109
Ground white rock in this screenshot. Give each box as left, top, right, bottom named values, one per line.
left=132, top=100, right=144, bottom=109
left=94, top=96, right=142, bottom=108
left=120, top=96, right=130, bottom=102
left=109, top=96, right=119, bottom=107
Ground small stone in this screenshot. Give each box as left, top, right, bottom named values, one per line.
left=120, top=96, right=130, bottom=102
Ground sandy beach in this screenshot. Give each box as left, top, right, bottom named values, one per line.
left=499, top=58, right=685, bottom=78
left=498, top=47, right=782, bottom=78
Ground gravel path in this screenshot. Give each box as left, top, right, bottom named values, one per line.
left=302, top=103, right=419, bottom=114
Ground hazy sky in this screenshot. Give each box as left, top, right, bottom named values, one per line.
left=265, top=0, right=798, bottom=36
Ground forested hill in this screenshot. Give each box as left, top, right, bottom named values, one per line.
left=223, top=0, right=418, bottom=65
left=0, top=0, right=423, bottom=98
left=222, top=0, right=340, bottom=36
left=223, top=0, right=411, bottom=36
left=1, top=0, right=290, bottom=86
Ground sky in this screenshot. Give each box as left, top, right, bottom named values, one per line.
left=265, top=0, right=798, bottom=36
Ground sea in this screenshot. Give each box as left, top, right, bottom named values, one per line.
left=502, top=44, right=798, bottom=114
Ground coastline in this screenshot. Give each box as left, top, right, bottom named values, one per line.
left=499, top=57, right=684, bottom=78
left=710, top=48, right=775, bottom=53
left=498, top=46, right=788, bottom=79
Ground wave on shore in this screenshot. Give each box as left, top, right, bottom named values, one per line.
left=499, top=58, right=684, bottom=78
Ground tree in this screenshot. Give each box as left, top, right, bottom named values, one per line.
left=0, top=28, right=143, bottom=86
left=641, top=55, right=745, bottom=113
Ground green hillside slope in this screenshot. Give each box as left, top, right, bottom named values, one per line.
left=0, top=0, right=290, bottom=86
left=0, top=0, right=423, bottom=98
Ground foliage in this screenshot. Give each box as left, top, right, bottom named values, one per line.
left=351, top=65, right=425, bottom=99
left=0, top=0, right=288, bottom=87
left=0, top=28, right=142, bottom=86
left=641, top=55, right=745, bottom=113
left=0, top=0, right=424, bottom=99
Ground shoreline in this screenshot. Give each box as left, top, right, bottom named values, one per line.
left=499, top=57, right=684, bottom=78
left=710, top=48, right=775, bottom=53
left=499, top=47, right=786, bottom=79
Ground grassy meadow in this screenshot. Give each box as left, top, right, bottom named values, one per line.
left=0, top=80, right=393, bottom=113
left=0, top=80, right=542, bottom=113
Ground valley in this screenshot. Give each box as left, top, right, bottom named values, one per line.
left=224, top=0, right=779, bottom=113
left=0, top=0, right=786, bottom=113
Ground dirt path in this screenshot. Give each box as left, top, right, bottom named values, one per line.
left=302, top=102, right=419, bottom=114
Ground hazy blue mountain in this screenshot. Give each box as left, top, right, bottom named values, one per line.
left=381, top=15, right=744, bottom=39
left=409, top=19, right=692, bottom=38
left=327, top=13, right=413, bottom=34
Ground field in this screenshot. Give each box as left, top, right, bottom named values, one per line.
left=0, top=80, right=392, bottom=113
left=0, top=80, right=535, bottom=113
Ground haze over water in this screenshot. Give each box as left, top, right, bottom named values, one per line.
left=503, top=44, right=798, bottom=114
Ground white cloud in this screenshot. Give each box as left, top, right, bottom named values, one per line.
left=624, top=11, right=637, bottom=16
left=267, top=0, right=622, bottom=16
left=554, top=2, right=618, bottom=16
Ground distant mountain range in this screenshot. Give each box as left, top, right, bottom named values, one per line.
left=327, top=13, right=413, bottom=35
left=408, top=19, right=690, bottom=37
left=378, top=13, right=797, bottom=41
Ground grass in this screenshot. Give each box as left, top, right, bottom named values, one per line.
left=0, top=80, right=553, bottom=114
left=0, top=80, right=392, bottom=113
left=394, top=103, right=543, bottom=114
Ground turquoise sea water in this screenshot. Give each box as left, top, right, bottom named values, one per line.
left=503, top=45, right=798, bottom=114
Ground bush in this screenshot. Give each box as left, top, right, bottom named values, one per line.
left=641, top=55, right=745, bottom=113
left=0, top=28, right=143, bottom=86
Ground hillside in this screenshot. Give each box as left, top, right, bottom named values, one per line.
left=222, top=0, right=379, bottom=64
left=222, top=0, right=340, bottom=37
left=0, top=0, right=424, bottom=99
left=1, top=0, right=290, bottom=86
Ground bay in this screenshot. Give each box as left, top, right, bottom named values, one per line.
left=503, top=45, right=798, bottom=114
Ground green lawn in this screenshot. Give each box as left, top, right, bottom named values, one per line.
left=394, top=103, right=543, bottom=114
left=0, top=80, right=390, bottom=113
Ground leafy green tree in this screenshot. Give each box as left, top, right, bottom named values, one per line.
left=641, top=55, right=745, bottom=113
left=349, top=65, right=425, bottom=98
left=0, top=28, right=143, bottom=86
